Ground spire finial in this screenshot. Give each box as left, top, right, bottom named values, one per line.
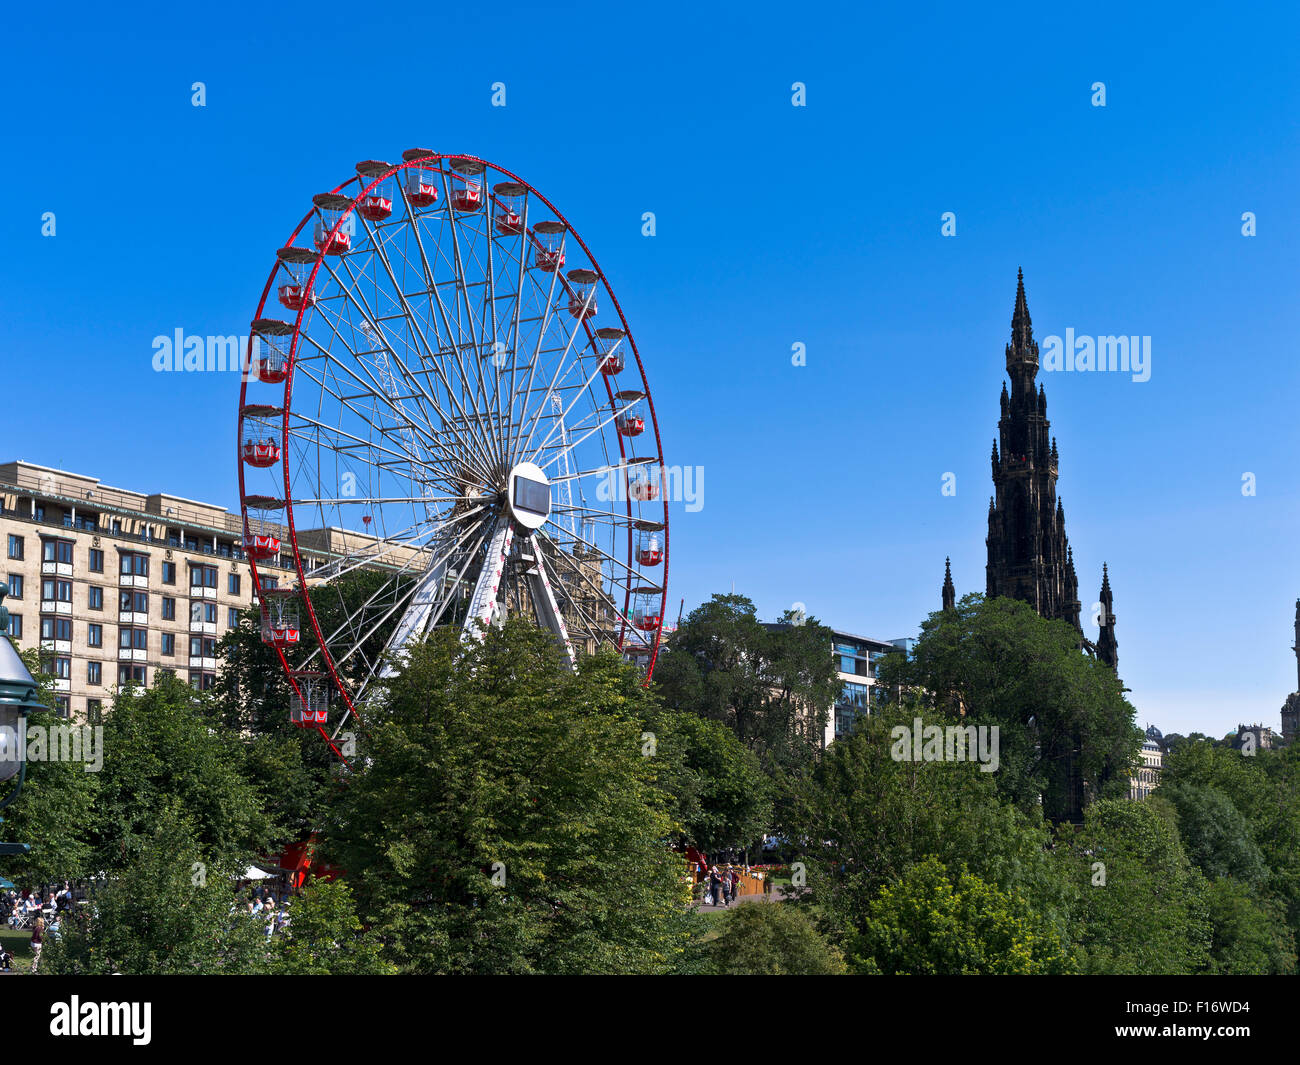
left=942, top=557, right=956, bottom=612
left=1010, top=268, right=1035, bottom=360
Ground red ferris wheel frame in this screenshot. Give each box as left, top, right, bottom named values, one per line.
left=236, top=151, right=670, bottom=747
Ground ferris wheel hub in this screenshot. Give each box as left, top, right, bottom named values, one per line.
left=507, top=461, right=551, bottom=531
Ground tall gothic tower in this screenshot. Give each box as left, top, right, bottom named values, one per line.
left=985, top=270, right=1083, bottom=630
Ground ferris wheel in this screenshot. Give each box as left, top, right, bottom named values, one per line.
left=236, top=150, right=669, bottom=748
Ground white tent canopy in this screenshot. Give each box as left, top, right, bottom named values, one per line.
left=243, top=865, right=274, bottom=880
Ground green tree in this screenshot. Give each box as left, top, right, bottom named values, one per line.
left=1064, top=798, right=1211, bottom=974
left=1160, top=742, right=1300, bottom=943
left=90, top=671, right=272, bottom=872
left=1, top=647, right=97, bottom=884
left=652, top=595, right=839, bottom=824
left=1202, top=878, right=1296, bottom=975
left=705, top=900, right=846, bottom=974
left=322, top=621, right=694, bottom=974
left=643, top=709, right=771, bottom=854
left=268, top=877, right=393, bottom=975
left=851, top=857, right=1072, bottom=975
left=879, top=594, right=1141, bottom=822
left=42, top=802, right=267, bottom=975
left=1155, top=782, right=1268, bottom=885
left=784, top=701, right=1072, bottom=947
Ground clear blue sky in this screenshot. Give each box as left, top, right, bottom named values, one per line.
left=4, top=2, right=1298, bottom=737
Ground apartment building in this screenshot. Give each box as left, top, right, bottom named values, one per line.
left=829, top=630, right=913, bottom=747
left=0, top=461, right=328, bottom=721
left=763, top=621, right=912, bottom=747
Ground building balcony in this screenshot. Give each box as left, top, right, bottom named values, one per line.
left=39, top=639, right=72, bottom=654
left=40, top=600, right=73, bottom=616
left=117, top=647, right=148, bottom=662
left=41, top=561, right=73, bottom=577
left=118, top=611, right=149, bottom=626
left=119, top=574, right=149, bottom=588
left=188, top=655, right=218, bottom=670
left=188, top=620, right=217, bottom=635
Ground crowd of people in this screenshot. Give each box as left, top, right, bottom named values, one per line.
left=701, top=864, right=754, bottom=907
left=236, top=889, right=291, bottom=940
left=1, top=884, right=74, bottom=973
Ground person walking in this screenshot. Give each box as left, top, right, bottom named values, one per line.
left=30, top=916, right=44, bottom=974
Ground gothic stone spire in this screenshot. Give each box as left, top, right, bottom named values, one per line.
left=987, top=270, right=1080, bottom=631
left=1096, top=563, right=1118, bottom=671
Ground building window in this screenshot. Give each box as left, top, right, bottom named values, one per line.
left=41, top=617, right=72, bottom=642
left=6, top=574, right=22, bottom=599
left=161, top=632, right=175, bottom=656
left=119, top=552, right=149, bottom=577
left=88, top=623, right=102, bottom=648
left=42, top=579, right=73, bottom=603
left=88, top=586, right=103, bottom=610
left=6, top=614, right=21, bottom=639
left=118, top=590, right=148, bottom=614
left=7, top=535, right=23, bottom=560
left=162, top=561, right=176, bottom=585
left=228, top=573, right=241, bottom=596
left=189, top=672, right=216, bottom=691
left=118, top=628, right=148, bottom=650
left=190, top=636, right=218, bottom=658
left=54, top=696, right=70, bottom=718
left=838, top=681, right=870, bottom=711
left=118, top=664, right=147, bottom=686
left=87, top=698, right=103, bottom=723
left=88, top=661, right=102, bottom=685
left=52, top=657, right=71, bottom=680
left=162, top=596, right=175, bottom=620
left=190, top=564, right=217, bottom=589
left=88, top=548, right=104, bottom=573
left=42, top=539, right=74, bottom=564
left=228, top=607, right=240, bottom=628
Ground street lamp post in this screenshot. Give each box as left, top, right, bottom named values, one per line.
left=0, top=588, right=43, bottom=862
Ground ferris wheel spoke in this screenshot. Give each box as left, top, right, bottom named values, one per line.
left=339, top=216, right=491, bottom=467
left=513, top=306, right=595, bottom=464
left=550, top=502, right=649, bottom=525
left=317, top=253, right=499, bottom=485
left=283, top=389, right=474, bottom=503
left=396, top=196, right=504, bottom=477
left=411, top=206, right=503, bottom=472
left=547, top=457, right=657, bottom=485
left=284, top=406, right=471, bottom=491
left=307, top=507, right=484, bottom=673
left=296, top=327, right=496, bottom=485
left=533, top=526, right=634, bottom=633
left=309, top=504, right=487, bottom=587
left=506, top=232, right=567, bottom=463
left=529, top=373, right=643, bottom=465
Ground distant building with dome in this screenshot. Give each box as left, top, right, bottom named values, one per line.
left=1129, top=725, right=1163, bottom=800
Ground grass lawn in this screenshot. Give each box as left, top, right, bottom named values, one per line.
left=0, top=928, right=34, bottom=974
